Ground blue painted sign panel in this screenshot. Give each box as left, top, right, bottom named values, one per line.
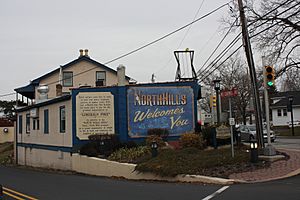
left=127, top=87, right=195, bottom=138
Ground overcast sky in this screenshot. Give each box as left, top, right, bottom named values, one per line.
left=0, top=0, right=237, bottom=100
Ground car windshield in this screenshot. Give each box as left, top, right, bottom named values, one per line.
left=248, top=126, right=256, bottom=131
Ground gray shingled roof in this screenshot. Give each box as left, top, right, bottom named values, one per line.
left=270, top=91, right=300, bottom=108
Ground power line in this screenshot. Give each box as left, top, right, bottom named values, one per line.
left=197, top=17, right=238, bottom=75
left=44, top=2, right=230, bottom=87
left=199, top=45, right=242, bottom=82
left=0, top=1, right=229, bottom=98
left=198, top=0, right=298, bottom=82
left=154, top=0, right=206, bottom=75
left=199, top=36, right=241, bottom=81
left=199, top=5, right=299, bottom=83
left=198, top=0, right=294, bottom=78
left=103, top=2, right=230, bottom=66
left=2, top=0, right=295, bottom=97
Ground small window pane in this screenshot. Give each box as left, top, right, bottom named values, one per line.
left=26, top=114, right=30, bottom=133
left=277, top=109, right=282, bottom=117
left=63, top=72, right=73, bottom=87
left=33, top=119, right=36, bottom=130
left=18, top=115, right=23, bottom=134
left=37, top=119, right=40, bottom=130
left=96, top=71, right=106, bottom=86
left=96, top=71, right=105, bottom=80
left=44, top=109, right=49, bottom=134
left=60, top=106, right=66, bottom=133
left=283, top=109, right=287, bottom=116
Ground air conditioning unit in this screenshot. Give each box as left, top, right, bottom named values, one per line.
left=30, top=108, right=39, bottom=118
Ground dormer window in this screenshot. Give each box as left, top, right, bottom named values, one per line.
left=63, top=72, right=73, bottom=87
left=96, top=71, right=106, bottom=86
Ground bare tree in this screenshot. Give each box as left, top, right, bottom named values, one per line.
left=199, top=54, right=253, bottom=124
left=281, top=68, right=300, bottom=91
left=223, top=0, right=300, bottom=84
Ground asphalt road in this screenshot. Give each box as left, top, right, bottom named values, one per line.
left=0, top=165, right=219, bottom=200
left=1, top=165, right=300, bottom=200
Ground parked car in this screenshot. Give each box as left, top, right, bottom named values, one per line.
left=238, top=124, right=276, bottom=142
left=288, top=120, right=300, bottom=128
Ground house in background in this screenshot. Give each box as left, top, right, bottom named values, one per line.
left=270, top=91, right=300, bottom=127
left=14, top=50, right=133, bottom=169
left=15, top=49, right=133, bottom=104
left=0, top=117, right=14, bottom=143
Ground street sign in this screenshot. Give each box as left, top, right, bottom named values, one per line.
left=221, top=88, right=238, bottom=98
left=229, top=118, right=235, bottom=126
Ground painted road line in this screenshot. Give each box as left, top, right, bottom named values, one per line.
left=3, top=187, right=38, bottom=200
left=202, top=186, right=230, bottom=200
left=3, top=191, right=25, bottom=200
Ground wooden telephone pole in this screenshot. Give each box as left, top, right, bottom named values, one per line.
left=237, top=0, right=264, bottom=148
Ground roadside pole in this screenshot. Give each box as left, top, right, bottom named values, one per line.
left=262, top=57, right=276, bottom=156
left=238, top=0, right=264, bottom=148
left=221, top=88, right=237, bottom=158
left=229, top=96, right=235, bottom=158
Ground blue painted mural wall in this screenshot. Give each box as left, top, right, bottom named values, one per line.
left=72, top=81, right=200, bottom=148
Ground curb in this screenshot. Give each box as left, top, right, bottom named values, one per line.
left=232, top=148, right=300, bottom=183
left=176, top=174, right=244, bottom=185
left=236, top=168, right=300, bottom=184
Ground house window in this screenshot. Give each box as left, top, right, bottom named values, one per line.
left=96, top=71, right=106, bottom=86
left=26, top=113, right=30, bottom=133
left=33, top=118, right=40, bottom=130
left=37, top=119, right=40, bottom=130
left=18, top=115, right=23, bottom=134
left=277, top=109, right=282, bottom=117
left=283, top=108, right=287, bottom=116
left=44, top=109, right=49, bottom=134
left=63, top=72, right=73, bottom=87
left=59, top=106, right=66, bottom=133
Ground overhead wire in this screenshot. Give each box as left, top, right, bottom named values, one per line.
left=198, top=0, right=298, bottom=82
left=199, top=6, right=300, bottom=82
left=43, top=2, right=230, bottom=87
left=1, top=0, right=295, bottom=98
left=1, top=1, right=226, bottom=99
left=154, top=0, right=206, bottom=75
left=196, top=17, right=238, bottom=76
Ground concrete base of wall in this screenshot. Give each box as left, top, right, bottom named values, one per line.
left=18, top=147, right=72, bottom=170
left=72, top=154, right=236, bottom=185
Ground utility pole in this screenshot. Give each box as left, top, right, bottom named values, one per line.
left=237, top=0, right=264, bottom=148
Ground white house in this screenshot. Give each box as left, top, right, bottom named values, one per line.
left=270, top=91, right=300, bottom=127
left=14, top=50, right=132, bottom=170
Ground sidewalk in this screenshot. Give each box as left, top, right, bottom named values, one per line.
left=229, top=149, right=300, bottom=183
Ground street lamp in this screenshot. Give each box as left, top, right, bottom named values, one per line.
left=213, top=79, right=221, bottom=124
left=288, top=96, right=294, bottom=136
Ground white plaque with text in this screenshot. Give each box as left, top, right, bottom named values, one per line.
left=76, top=92, right=115, bottom=140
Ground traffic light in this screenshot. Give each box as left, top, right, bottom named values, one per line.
left=210, top=95, right=216, bottom=108
left=265, top=66, right=275, bottom=87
